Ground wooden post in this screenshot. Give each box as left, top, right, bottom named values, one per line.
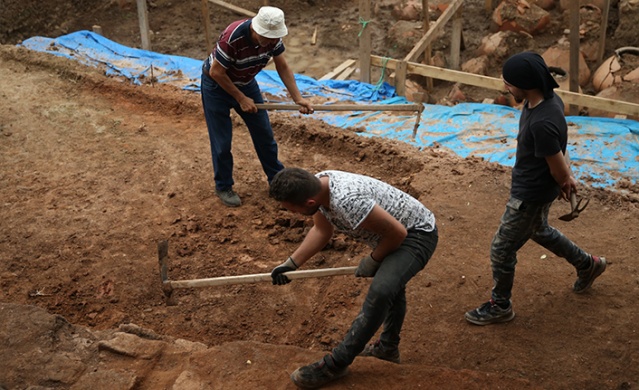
left=450, top=6, right=463, bottom=70
left=569, top=0, right=580, bottom=115
left=395, top=60, right=408, bottom=96
left=422, top=0, right=433, bottom=90
left=359, top=0, right=372, bottom=84
left=201, top=0, right=213, bottom=54
left=92, top=25, right=103, bottom=35
left=136, top=0, right=151, bottom=50
left=596, top=0, right=611, bottom=65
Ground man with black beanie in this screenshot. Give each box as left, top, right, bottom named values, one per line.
left=464, top=51, right=607, bottom=325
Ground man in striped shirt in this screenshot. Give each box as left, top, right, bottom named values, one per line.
left=201, top=6, right=313, bottom=207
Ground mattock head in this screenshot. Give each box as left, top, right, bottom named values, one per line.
left=158, top=239, right=177, bottom=306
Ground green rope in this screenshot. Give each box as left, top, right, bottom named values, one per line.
left=358, top=17, right=371, bottom=37
left=373, top=57, right=390, bottom=91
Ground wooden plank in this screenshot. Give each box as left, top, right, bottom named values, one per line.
left=319, top=59, right=357, bottom=81
left=208, top=0, right=256, bottom=17
left=136, top=0, right=151, bottom=50
left=370, top=55, right=639, bottom=117
left=404, top=0, right=463, bottom=62
left=335, top=66, right=356, bottom=81
left=359, top=0, right=372, bottom=83
left=569, top=0, right=580, bottom=115
left=201, top=0, right=213, bottom=54
left=450, top=6, right=463, bottom=70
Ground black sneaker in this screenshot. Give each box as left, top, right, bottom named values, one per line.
left=358, top=340, right=400, bottom=364
left=574, top=255, right=606, bottom=293
left=215, top=188, right=241, bottom=207
left=290, top=355, right=349, bottom=389
left=465, top=299, right=515, bottom=326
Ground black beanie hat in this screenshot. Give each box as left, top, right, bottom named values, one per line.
left=502, top=51, right=559, bottom=99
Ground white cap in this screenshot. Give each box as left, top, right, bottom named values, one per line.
left=252, top=6, right=288, bottom=38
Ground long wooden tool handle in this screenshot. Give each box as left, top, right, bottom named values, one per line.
left=167, top=266, right=357, bottom=289
left=255, top=103, right=422, bottom=112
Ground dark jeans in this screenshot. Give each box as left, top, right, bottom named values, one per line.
left=490, top=197, right=591, bottom=305
left=200, top=71, right=284, bottom=191
left=331, top=228, right=438, bottom=367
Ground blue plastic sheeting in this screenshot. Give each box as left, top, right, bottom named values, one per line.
left=20, top=31, right=639, bottom=190
left=20, top=30, right=395, bottom=100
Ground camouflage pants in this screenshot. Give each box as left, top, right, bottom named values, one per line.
left=490, top=197, right=591, bottom=305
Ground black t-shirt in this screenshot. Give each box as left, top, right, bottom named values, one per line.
left=511, top=94, right=567, bottom=203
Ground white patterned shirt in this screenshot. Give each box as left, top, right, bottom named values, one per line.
left=317, top=170, right=436, bottom=248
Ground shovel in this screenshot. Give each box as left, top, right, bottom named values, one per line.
left=558, top=192, right=590, bottom=221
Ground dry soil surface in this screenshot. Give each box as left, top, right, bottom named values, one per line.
left=2, top=0, right=639, bottom=389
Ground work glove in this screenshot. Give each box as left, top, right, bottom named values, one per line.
left=355, top=254, right=381, bottom=278
left=271, top=257, right=298, bottom=285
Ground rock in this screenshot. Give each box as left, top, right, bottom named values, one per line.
left=462, top=55, right=490, bottom=76
left=97, top=332, right=165, bottom=359
left=492, top=0, right=551, bottom=36
left=392, top=0, right=423, bottom=21
left=70, top=370, right=137, bottom=390
left=542, top=45, right=591, bottom=87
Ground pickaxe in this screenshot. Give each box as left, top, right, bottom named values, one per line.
left=255, top=102, right=425, bottom=138
left=558, top=193, right=590, bottom=222
left=158, top=240, right=356, bottom=305
left=557, top=150, right=590, bottom=222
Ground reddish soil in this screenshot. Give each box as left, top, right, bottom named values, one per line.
left=1, top=1, right=639, bottom=389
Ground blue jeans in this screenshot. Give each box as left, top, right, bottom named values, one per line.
left=200, top=71, right=284, bottom=191
left=490, top=197, right=591, bottom=305
left=331, top=228, right=438, bottom=368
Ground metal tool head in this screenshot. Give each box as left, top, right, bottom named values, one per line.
left=158, top=240, right=177, bottom=306
left=559, top=194, right=590, bottom=222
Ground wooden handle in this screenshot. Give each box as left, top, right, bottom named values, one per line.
left=166, top=266, right=357, bottom=289
left=569, top=192, right=577, bottom=211
left=255, top=103, right=423, bottom=112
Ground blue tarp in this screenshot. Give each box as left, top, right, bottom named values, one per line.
left=20, top=31, right=639, bottom=191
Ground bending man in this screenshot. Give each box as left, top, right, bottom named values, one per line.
left=269, top=167, right=438, bottom=388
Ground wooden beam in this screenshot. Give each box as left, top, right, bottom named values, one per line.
left=319, top=59, right=357, bottom=81
left=335, top=66, right=356, bottom=81
left=359, top=0, right=372, bottom=83
left=569, top=0, right=580, bottom=115
left=395, top=60, right=408, bottom=96
left=136, top=0, right=151, bottom=50
left=208, top=0, right=256, bottom=17
left=422, top=0, right=433, bottom=90
left=370, top=55, right=639, bottom=117
left=450, top=6, right=463, bottom=70
left=597, top=0, right=611, bottom=64
left=404, top=0, right=463, bottom=63
left=201, top=0, right=213, bottom=54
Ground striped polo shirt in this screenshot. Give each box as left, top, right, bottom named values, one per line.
left=210, top=19, right=285, bottom=86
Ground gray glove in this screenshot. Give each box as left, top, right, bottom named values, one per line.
left=355, top=254, right=381, bottom=278
left=271, top=257, right=298, bottom=285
